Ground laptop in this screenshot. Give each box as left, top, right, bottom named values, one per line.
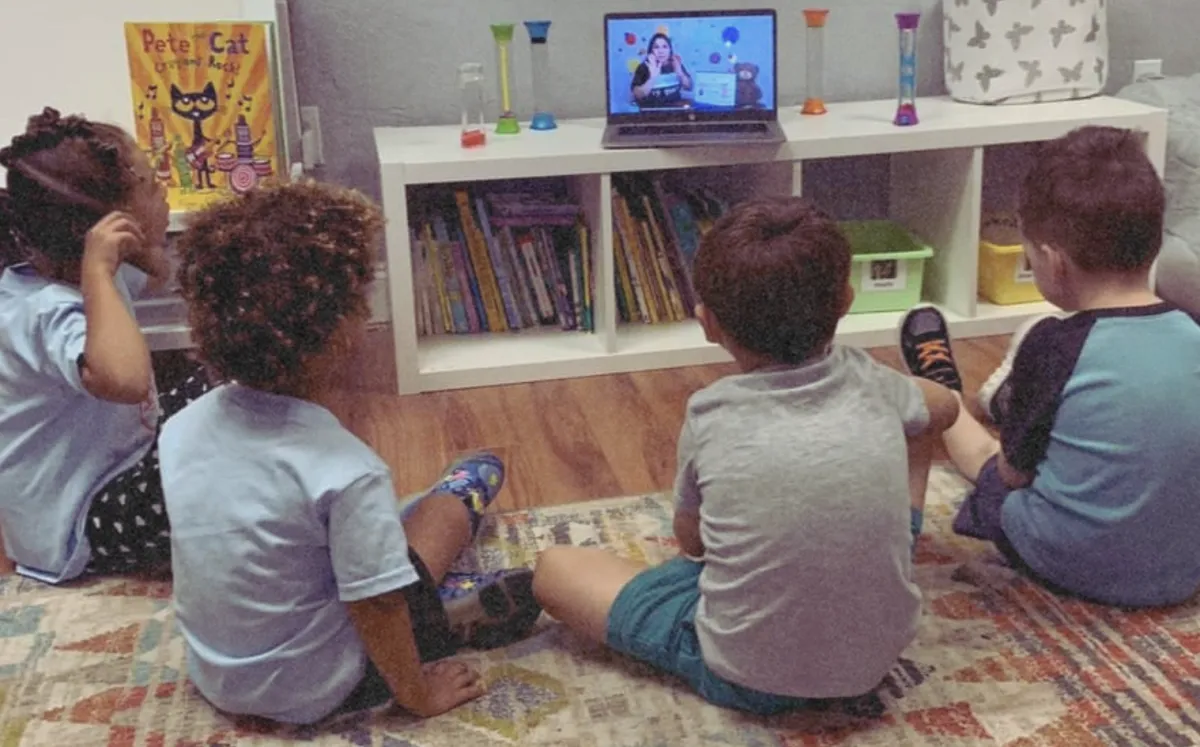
left=601, top=9, right=785, bottom=149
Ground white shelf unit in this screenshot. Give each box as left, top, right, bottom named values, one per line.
left=375, top=95, right=1166, bottom=395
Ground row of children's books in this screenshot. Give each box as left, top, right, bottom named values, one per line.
left=410, top=177, right=731, bottom=336
left=612, top=174, right=727, bottom=325
left=410, top=181, right=594, bottom=336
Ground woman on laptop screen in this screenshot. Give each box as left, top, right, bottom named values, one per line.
left=631, top=33, right=693, bottom=108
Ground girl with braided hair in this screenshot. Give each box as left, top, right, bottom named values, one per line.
left=0, top=107, right=212, bottom=582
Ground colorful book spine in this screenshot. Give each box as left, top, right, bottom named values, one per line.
left=454, top=190, right=508, bottom=332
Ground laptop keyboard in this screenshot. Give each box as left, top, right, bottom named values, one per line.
left=618, top=122, right=769, bottom=136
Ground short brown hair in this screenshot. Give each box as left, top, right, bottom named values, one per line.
left=693, top=196, right=850, bottom=364
left=175, top=180, right=384, bottom=393
left=0, top=107, right=142, bottom=266
left=1019, top=125, right=1164, bottom=273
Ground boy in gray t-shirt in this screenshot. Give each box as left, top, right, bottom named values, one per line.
left=532, top=197, right=959, bottom=714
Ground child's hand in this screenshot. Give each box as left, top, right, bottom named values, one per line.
left=83, top=212, right=147, bottom=277
left=410, top=660, right=485, bottom=717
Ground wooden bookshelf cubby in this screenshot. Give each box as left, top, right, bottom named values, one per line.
left=366, top=95, right=1166, bottom=395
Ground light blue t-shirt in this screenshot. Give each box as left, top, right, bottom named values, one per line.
left=0, top=263, right=158, bottom=583
left=158, top=384, right=420, bottom=725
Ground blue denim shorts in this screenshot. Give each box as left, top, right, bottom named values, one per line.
left=606, top=556, right=808, bottom=715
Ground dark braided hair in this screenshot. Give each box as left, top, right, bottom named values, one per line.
left=0, top=107, right=141, bottom=269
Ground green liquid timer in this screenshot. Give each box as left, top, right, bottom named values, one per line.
left=490, top=24, right=520, bottom=134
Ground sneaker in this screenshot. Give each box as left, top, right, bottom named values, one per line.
left=898, top=305, right=963, bottom=392
left=977, top=313, right=1058, bottom=424
left=442, top=569, right=542, bottom=650
left=427, top=452, right=506, bottom=538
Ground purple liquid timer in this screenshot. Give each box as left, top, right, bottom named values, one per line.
left=894, top=12, right=920, bottom=127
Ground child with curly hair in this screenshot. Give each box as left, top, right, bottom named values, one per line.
left=161, top=180, right=542, bottom=724
left=0, top=107, right=214, bottom=582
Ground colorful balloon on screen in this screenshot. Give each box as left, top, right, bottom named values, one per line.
left=722, top=27, right=739, bottom=45
left=656, top=25, right=669, bottom=35
left=624, top=32, right=637, bottom=46
left=709, top=52, right=721, bottom=64
left=627, top=58, right=641, bottom=73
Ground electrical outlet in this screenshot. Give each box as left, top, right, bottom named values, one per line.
left=1133, top=59, right=1163, bottom=82
left=299, top=105, right=325, bottom=168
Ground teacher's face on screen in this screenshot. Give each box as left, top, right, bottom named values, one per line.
left=649, top=35, right=672, bottom=63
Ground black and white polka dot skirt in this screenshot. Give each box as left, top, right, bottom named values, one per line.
left=83, top=364, right=214, bottom=576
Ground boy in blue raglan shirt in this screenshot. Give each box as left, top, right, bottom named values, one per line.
left=900, top=125, right=1200, bottom=608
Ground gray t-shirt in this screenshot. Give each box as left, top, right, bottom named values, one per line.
left=677, top=344, right=929, bottom=698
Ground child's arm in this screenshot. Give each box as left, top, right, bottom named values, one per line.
left=346, top=592, right=483, bottom=717
left=79, top=212, right=153, bottom=404
left=673, top=419, right=705, bottom=558
left=913, top=378, right=960, bottom=436
left=995, top=318, right=1066, bottom=490
left=996, top=452, right=1034, bottom=489
left=906, top=379, right=960, bottom=544
left=332, top=472, right=484, bottom=717
left=674, top=509, right=704, bottom=559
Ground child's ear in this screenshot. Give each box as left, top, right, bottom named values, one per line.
left=839, top=283, right=856, bottom=316
left=695, top=303, right=722, bottom=345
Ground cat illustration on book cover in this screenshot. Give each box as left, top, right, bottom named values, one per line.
left=170, top=82, right=218, bottom=190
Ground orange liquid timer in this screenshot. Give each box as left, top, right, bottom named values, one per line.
left=802, top=9, right=830, bottom=116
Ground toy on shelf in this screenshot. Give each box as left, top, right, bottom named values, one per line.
left=459, top=62, right=488, bottom=148
left=893, top=12, right=920, bottom=126
left=215, top=114, right=274, bottom=195
left=490, top=24, right=520, bottom=134
left=801, top=9, right=829, bottom=115
left=524, top=21, right=557, bottom=130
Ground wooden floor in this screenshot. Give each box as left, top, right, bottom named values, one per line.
left=292, top=327, right=1012, bottom=513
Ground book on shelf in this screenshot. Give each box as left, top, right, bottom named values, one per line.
left=611, top=173, right=727, bottom=325
left=124, top=21, right=286, bottom=213
left=410, top=181, right=594, bottom=337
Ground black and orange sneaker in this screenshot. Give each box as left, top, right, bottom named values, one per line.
left=898, top=305, right=963, bottom=392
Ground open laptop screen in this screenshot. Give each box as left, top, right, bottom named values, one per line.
left=604, top=10, right=776, bottom=120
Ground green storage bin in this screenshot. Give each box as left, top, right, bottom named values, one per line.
left=838, top=220, right=934, bottom=314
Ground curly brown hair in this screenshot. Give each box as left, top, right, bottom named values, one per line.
left=0, top=107, right=141, bottom=268
left=693, top=196, right=851, bottom=364
left=1019, top=125, right=1164, bottom=273
left=175, top=180, right=384, bottom=394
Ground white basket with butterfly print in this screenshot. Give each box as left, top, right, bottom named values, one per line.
left=943, top=0, right=1108, bottom=105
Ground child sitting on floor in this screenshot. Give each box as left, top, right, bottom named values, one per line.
left=0, top=107, right=213, bottom=582
left=161, top=181, right=542, bottom=724
left=532, top=196, right=959, bottom=714
left=899, top=125, right=1200, bottom=608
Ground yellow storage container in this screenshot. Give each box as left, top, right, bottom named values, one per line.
left=978, top=214, right=1044, bottom=305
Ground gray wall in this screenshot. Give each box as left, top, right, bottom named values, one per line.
left=289, top=0, right=1198, bottom=199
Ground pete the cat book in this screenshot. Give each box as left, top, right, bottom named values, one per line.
left=124, top=21, right=283, bottom=212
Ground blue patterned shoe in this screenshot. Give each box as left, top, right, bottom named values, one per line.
left=427, top=452, right=505, bottom=538
left=441, top=569, right=542, bottom=650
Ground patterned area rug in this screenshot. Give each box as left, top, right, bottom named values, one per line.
left=1, top=467, right=1198, bottom=746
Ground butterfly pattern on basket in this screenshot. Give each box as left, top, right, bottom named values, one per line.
left=943, top=0, right=1108, bottom=105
